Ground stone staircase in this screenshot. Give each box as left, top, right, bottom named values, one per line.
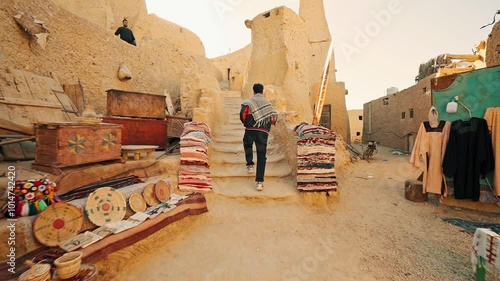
left=210, top=91, right=296, bottom=197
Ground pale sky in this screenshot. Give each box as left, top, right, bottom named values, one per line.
left=145, top=0, right=499, bottom=110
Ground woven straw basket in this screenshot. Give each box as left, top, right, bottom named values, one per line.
left=54, top=251, right=83, bottom=279
left=18, top=261, right=50, bottom=281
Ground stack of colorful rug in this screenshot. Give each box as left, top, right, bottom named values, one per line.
left=294, top=123, right=338, bottom=191
left=178, top=122, right=212, bottom=192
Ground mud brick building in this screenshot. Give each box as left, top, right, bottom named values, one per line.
left=362, top=75, right=434, bottom=152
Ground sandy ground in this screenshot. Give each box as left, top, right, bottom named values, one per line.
left=92, top=145, right=500, bottom=281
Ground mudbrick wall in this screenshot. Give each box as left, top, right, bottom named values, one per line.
left=362, top=75, right=434, bottom=152
left=486, top=21, right=500, bottom=67
left=0, top=0, right=217, bottom=116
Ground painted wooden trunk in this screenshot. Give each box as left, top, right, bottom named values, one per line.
left=106, top=89, right=166, bottom=119
left=33, top=123, right=122, bottom=169
left=166, top=116, right=191, bottom=138
left=102, top=117, right=168, bottom=149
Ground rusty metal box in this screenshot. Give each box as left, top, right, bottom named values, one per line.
left=106, top=89, right=166, bottom=119
left=102, top=117, right=168, bottom=149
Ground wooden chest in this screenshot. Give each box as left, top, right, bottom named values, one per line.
left=102, top=117, right=168, bottom=149
left=166, top=116, right=191, bottom=138
left=106, top=89, right=166, bottom=119
left=33, top=123, right=122, bottom=172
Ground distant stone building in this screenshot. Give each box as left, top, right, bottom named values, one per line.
left=362, top=75, right=435, bottom=152
left=348, top=110, right=363, bottom=143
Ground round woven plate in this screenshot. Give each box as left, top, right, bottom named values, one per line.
left=19, top=263, right=51, bottom=281
left=85, top=187, right=126, bottom=226
left=143, top=183, right=160, bottom=206
left=155, top=180, right=171, bottom=203
left=33, top=202, right=83, bottom=247
left=129, top=193, right=146, bottom=213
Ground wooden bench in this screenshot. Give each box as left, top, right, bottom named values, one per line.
left=121, top=145, right=159, bottom=161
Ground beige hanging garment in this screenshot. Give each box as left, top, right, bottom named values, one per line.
left=410, top=106, right=451, bottom=195
left=484, top=107, right=500, bottom=196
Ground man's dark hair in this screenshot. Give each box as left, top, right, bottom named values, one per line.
left=123, top=18, right=128, bottom=23
left=253, top=83, right=264, bottom=94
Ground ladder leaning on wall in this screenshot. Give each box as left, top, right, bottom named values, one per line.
left=312, top=41, right=335, bottom=126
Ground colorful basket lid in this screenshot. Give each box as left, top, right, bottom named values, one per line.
left=33, top=202, right=83, bottom=247
left=85, top=187, right=126, bottom=226
left=143, top=183, right=159, bottom=206
left=154, top=180, right=171, bottom=203
left=128, top=193, right=147, bottom=213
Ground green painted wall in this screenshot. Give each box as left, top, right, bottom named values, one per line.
left=433, top=67, right=500, bottom=120
left=432, top=66, right=500, bottom=187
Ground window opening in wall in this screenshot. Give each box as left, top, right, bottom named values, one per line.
left=383, top=98, right=389, bottom=105
left=263, top=12, right=271, bottom=18
left=402, top=112, right=406, bottom=119
left=410, top=108, right=414, bottom=118
left=319, top=104, right=332, bottom=129
left=356, top=132, right=361, bottom=136
left=423, top=87, right=427, bottom=94
left=358, top=115, right=362, bottom=121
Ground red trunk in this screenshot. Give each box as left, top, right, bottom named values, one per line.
left=102, top=117, right=168, bottom=149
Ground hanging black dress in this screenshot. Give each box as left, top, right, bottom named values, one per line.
left=442, top=118, right=494, bottom=201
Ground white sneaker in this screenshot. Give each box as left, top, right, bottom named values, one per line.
left=256, top=182, right=264, bottom=191
left=246, top=165, right=254, bottom=174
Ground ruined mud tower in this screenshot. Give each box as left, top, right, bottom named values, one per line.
left=300, top=0, right=349, bottom=140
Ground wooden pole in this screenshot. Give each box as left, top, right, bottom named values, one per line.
left=0, top=136, right=35, bottom=146
left=0, top=118, right=35, bottom=135
left=444, top=54, right=482, bottom=61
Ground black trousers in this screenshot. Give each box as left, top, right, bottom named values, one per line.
left=243, top=130, right=268, bottom=182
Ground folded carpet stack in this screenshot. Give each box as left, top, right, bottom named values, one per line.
left=294, top=123, right=338, bottom=191
left=178, top=121, right=212, bottom=192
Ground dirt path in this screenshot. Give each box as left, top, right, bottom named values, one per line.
left=95, top=146, right=499, bottom=281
